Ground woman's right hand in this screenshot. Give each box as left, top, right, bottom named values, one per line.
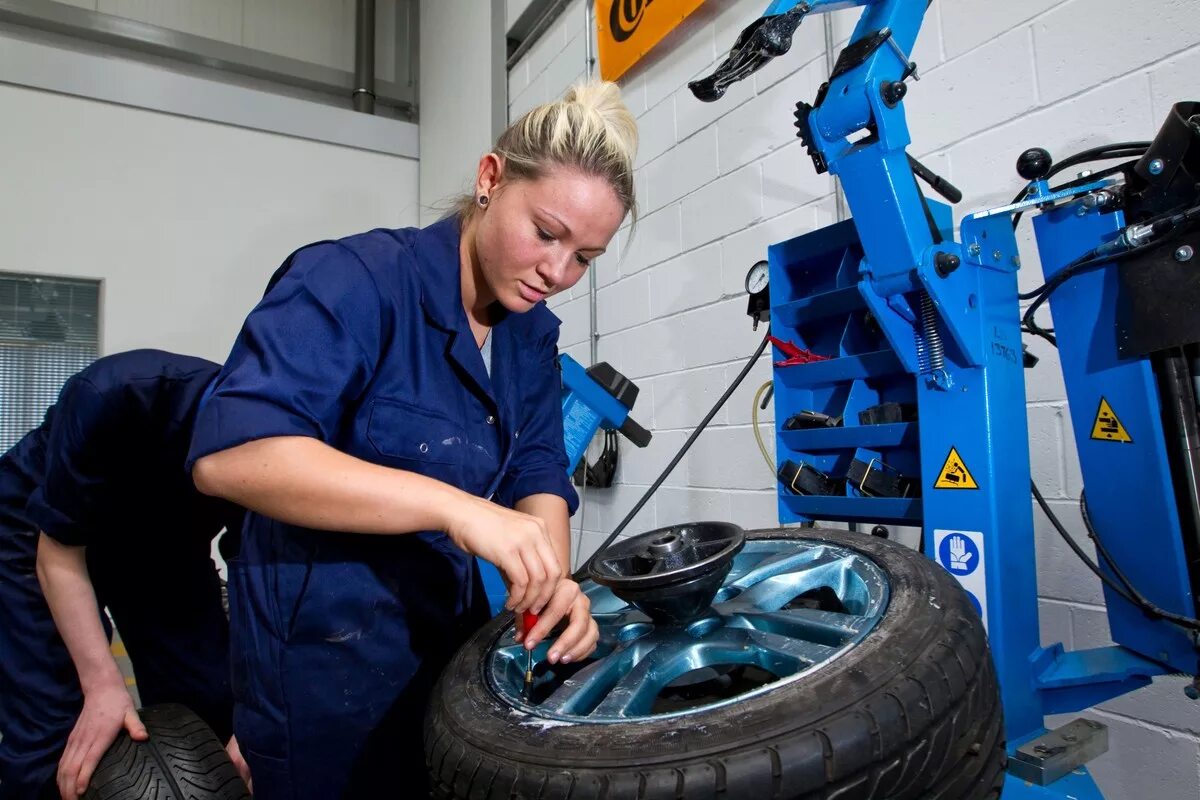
left=444, top=496, right=562, bottom=613
left=58, top=680, right=148, bottom=800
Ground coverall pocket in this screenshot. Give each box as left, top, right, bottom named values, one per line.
left=367, top=397, right=466, bottom=474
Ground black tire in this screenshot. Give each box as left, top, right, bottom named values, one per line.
left=426, top=527, right=1006, bottom=800
left=84, top=704, right=249, bottom=800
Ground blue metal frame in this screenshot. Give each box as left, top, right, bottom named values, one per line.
left=1030, top=200, right=1196, bottom=673
left=747, top=1, right=1185, bottom=796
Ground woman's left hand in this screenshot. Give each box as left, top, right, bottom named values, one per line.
left=517, top=579, right=598, bottom=664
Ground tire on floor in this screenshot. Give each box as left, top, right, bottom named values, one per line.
left=426, top=526, right=1006, bottom=800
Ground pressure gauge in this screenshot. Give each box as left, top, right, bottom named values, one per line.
left=745, top=260, right=770, bottom=295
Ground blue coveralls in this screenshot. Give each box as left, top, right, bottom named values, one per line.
left=0, top=350, right=237, bottom=800
left=186, top=216, right=578, bottom=799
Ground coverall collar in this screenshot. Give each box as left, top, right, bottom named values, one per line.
left=414, top=215, right=562, bottom=344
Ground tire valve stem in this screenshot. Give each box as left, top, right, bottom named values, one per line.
left=522, top=611, right=538, bottom=700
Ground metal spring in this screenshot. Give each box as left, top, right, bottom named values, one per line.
left=914, top=291, right=944, bottom=375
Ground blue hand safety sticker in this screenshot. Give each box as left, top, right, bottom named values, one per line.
left=933, top=529, right=989, bottom=632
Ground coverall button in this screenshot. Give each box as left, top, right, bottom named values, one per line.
left=486, top=415, right=495, bottom=425
left=419, top=442, right=429, bottom=453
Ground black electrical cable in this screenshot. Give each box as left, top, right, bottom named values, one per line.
left=574, top=331, right=773, bottom=580
left=1032, top=481, right=1144, bottom=607
left=1080, top=494, right=1200, bottom=633
left=1080, top=490, right=1200, bottom=631
left=1021, top=203, right=1200, bottom=341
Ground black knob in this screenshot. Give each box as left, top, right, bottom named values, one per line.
left=1017, top=148, right=1053, bottom=181
left=881, top=80, right=907, bottom=108
left=871, top=525, right=890, bottom=539
left=935, top=252, right=961, bottom=278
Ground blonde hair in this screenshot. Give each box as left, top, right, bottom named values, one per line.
left=455, top=80, right=639, bottom=225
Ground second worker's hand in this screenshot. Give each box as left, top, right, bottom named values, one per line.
left=443, top=494, right=562, bottom=614
left=58, top=680, right=148, bottom=800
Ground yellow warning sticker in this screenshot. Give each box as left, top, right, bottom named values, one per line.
left=1090, top=397, right=1133, bottom=442
left=934, top=447, right=980, bottom=490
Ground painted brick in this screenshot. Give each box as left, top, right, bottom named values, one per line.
left=597, top=273, right=651, bottom=335
left=1033, top=498, right=1105, bottom=605
left=724, top=356, right=775, bottom=428
left=655, top=487, right=733, bottom=526
left=1042, top=710, right=1200, bottom=800
left=522, top=14, right=571, bottom=85
left=616, top=429, right=689, bottom=488
left=555, top=295, right=591, bottom=348
left=673, top=62, right=756, bottom=144
left=680, top=298, right=765, bottom=370
left=543, top=31, right=587, bottom=101
left=1034, top=0, right=1200, bottom=105
left=607, top=317, right=689, bottom=379
left=618, top=73, right=648, bottom=117
left=621, top=205, right=682, bottom=276
left=720, top=204, right=826, bottom=297
left=1101, top=674, right=1200, bottom=737
left=642, top=18, right=716, bottom=111
left=1022, top=332, right=1068, bottom=403
left=643, top=128, right=718, bottom=213
left=717, top=67, right=815, bottom=176
left=909, top=1, right=944, bottom=69
left=589, top=483, right=658, bottom=535
left=635, top=95, right=677, bottom=170
left=1037, top=598, right=1074, bottom=647
left=648, top=243, right=723, bottom=318
left=940, top=0, right=1059, bottom=59
left=562, top=341, right=589, bottom=366
left=681, top=163, right=763, bottom=250
left=905, top=27, right=1037, bottom=154
left=593, top=228, right=621, bottom=289
left=1062, top=410, right=1084, bottom=500
left=576, top=530, right=607, bottom=566
left=950, top=73, right=1154, bottom=224
left=687, top=425, right=776, bottom=491
left=509, top=57, right=530, bottom=96
left=1149, top=45, right=1200, bottom=129
left=508, top=72, right=548, bottom=122
left=762, top=141, right=836, bottom=219
left=1068, top=602, right=1114, bottom=650
left=650, top=364, right=728, bottom=431
left=729, top=490, right=782, bottom=530
left=1028, top=404, right=1066, bottom=497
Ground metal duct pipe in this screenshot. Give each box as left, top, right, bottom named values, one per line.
left=353, top=0, right=376, bottom=113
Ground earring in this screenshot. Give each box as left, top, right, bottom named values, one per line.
left=478, top=195, right=489, bottom=206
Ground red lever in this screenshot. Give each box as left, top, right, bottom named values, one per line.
left=768, top=336, right=830, bottom=367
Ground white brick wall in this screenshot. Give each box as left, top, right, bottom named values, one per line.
left=508, top=1, right=1200, bottom=794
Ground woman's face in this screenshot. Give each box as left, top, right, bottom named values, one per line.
left=474, top=162, right=625, bottom=313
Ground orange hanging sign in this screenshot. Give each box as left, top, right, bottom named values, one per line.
left=595, top=0, right=711, bottom=82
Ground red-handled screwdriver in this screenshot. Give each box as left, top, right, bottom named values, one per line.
left=522, top=610, right=538, bottom=698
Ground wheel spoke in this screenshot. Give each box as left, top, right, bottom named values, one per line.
left=727, top=607, right=871, bottom=648
left=538, top=647, right=640, bottom=716
left=489, top=537, right=889, bottom=723
left=727, top=553, right=859, bottom=611
left=589, top=640, right=713, bottom=718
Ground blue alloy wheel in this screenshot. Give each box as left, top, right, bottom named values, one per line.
left=487, top=536, right=889, bottom=722
left=427, top=527, right=1005, bottom=800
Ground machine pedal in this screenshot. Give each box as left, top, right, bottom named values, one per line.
left=1009, top=718, right=1108, bottom=785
